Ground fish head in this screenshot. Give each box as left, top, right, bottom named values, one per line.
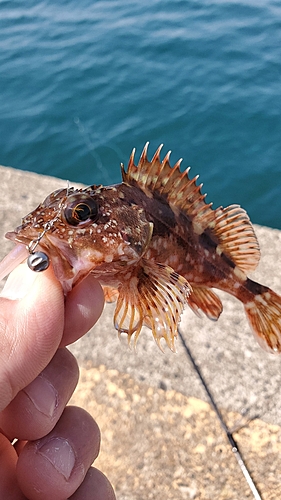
left=5, top=184, right=153, bottom=292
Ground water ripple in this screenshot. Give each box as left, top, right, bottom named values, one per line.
left=0, top=0, right=280, bottom=227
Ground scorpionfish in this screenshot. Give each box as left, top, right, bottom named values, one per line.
left=1, top=143, right=281, bottom=353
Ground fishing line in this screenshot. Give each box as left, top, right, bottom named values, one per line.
left=74, top=117, right=108, bottom=181
left=73, top=117, right=124, bottom=184
left=177, top=327, right=263, bottom=500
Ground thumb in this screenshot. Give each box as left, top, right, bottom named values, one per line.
left=0, top=263, right=64, bottom=412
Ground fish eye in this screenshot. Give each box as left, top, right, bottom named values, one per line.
left=63, top=195, right=99, bottom=226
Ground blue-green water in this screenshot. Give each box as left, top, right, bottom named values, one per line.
left=1, top=1, right=281, bottom=228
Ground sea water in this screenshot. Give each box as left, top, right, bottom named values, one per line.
left=1, top=0, right=281, bottom=228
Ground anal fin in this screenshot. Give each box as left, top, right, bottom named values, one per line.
left=187, top=285, right=223, bottom=320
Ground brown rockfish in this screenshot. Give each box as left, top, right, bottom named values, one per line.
left=1, top=143, right=281, bottom=353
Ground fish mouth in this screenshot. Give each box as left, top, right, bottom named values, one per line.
left=45, top=233, right=96, bottom=289
left=2, top=230, right=92, bottom=293
left=0, top=230, right=37, bottom=283
left=5, top=230, right=34, bottom=247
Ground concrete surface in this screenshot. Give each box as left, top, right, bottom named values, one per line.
left=1, top=164, right=281, bottom=499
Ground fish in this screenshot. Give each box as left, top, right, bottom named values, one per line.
left=1, top=143, right=281, bottom=353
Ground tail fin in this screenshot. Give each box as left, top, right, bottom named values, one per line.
left=244, top=289, right=281, bottom=353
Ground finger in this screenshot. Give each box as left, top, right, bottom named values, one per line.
left=62, top=274, right=104, bottom=347
left=0, top=264, right=64, bottom=412
left=0, top=433, right=26, bottom=499
left=69, top=467, right=116, bottom=500
left=16, top=406, right=100, bottom=500
left=0, top=348, right=79, bottom=441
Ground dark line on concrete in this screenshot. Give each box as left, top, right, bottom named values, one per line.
left=178, top=327, right=263, bottom=500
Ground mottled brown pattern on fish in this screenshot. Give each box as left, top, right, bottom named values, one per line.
left=4, top=143, right=281, bottom=353
left=121, top=185, right=241, bottom=291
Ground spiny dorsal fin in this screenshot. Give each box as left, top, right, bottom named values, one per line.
left=212, top=204, right=260, bottom=273
left=121, top=143, right=216, bottom=229
left=121, top=144, right=260, bottom=273
left=114, top=259, right=191, bottom=351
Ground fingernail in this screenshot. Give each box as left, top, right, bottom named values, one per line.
left=0, top=264, right=38, bottom=300
left=37, top=437, right=76, bottom=480
left=24, top=375, right=58, bottom=418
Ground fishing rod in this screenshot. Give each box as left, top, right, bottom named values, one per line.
left=177, top=327, right=263, bottom=500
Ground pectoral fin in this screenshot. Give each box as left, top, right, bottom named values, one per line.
left=114, top=260, right=191, bottom=351
left=103, top=286, right=119, bottom=303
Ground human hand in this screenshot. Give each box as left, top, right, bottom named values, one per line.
left=0, top=263, right=116, bottom=500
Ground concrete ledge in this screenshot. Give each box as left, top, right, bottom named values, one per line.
left=1, top=165, right=281, bottom=499
left=71, top=365, right=281, bottom=499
